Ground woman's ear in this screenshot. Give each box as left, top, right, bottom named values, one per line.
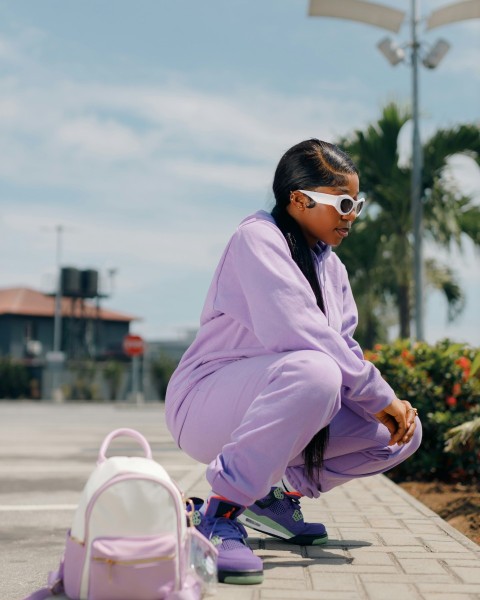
left=289, top=190, right=306, bottom=211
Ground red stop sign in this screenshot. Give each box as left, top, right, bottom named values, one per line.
left=123, top=334, right=145, bottom=357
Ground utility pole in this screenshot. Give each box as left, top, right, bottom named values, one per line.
left=44, top=224, right=66, bottom=402
left=53, top=225, right=63, bottom=354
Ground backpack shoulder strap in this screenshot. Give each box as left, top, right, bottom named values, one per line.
left=22, top=560, right=64, bottom=600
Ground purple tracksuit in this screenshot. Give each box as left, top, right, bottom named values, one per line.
left=165, top=210, right=421, bottom=506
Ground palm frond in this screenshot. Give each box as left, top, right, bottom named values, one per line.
left=458, top=205, right=480, bottom=246
left=423, top=124, right=480, bottom=190
left=444, top=417, right=480, bottom=453
left=425, top=259, right=465, bottom=321
left=341, top=102, right=410, bottom=191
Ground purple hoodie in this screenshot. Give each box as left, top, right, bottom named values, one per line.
left=166, top=210, right=394, bottom=419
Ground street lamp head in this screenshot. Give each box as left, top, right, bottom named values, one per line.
left=422, top=38, right=451, bottom=69
left=377, top=36, right=405, bottom=66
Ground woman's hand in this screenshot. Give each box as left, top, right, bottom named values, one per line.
left=374, top=398, right=418, bottom=446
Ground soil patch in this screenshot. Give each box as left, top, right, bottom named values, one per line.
left=399, top=481, right=480, bottom=545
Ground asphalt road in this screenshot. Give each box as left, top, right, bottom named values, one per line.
left=0, top=401, right=201, bottom=600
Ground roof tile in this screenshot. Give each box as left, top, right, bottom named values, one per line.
left=0, top=287, right=137, bottom=322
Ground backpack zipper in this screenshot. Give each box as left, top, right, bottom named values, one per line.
left=92, top=553, right=176, bottom=582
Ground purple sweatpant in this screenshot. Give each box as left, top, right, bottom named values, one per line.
left=171, top=350, right=422, bottom=507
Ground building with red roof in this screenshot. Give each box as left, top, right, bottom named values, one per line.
left=0, top=287, right=137, bottom=360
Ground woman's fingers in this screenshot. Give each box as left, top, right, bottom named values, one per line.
left=400, top=400, right=419, bottom=444
left=402, top=400, right=414, bottom=423
left=389, top=422, right=407, bottom=446
left=401, top=418, right=417, bottom=444
left=375, top=398, right=418, bottom=446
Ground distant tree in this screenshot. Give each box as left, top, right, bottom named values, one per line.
left=66, top=361, right=99, bottom=400
left=337, top=102, right=480, bottom=343
left=150, top=353, right=177, bottom=400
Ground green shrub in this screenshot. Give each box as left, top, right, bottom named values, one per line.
left=64, top=361, right=99, bottom=401
left=0, top=358, right=30, bottom=398
left=364, top=339, right=480, bottom=483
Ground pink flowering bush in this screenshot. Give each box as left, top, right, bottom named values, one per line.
left=364, top=340, right=480, bottom=482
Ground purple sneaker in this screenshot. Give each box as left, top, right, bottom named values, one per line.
left=238, top=487, right=328, bottom=545
left=192, top=496, right=263, bottom=585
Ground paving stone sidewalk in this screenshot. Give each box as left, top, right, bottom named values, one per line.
left=1, top=402, right=479, bottom=600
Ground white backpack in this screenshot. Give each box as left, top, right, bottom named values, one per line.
left=24, top=428, right=217, bottom=600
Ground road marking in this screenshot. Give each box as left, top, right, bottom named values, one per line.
left=0, top=465, right=205, bottom=513
left=0, top=504, right=77, bottom=511
left=0, top=464, right=192, bottom=474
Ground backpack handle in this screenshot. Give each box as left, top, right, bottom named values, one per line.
left=97, top=428, right=153, bottom=464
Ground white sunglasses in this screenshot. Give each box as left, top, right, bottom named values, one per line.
left=298, top=190, right=365, bottom=216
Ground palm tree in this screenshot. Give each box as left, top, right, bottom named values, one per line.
left=337, top=103, right=480, bottom=343
left=334, top=213, right=395, bottom=348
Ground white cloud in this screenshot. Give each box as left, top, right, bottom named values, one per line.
left=166, top=158, right=271, bottom=193
left=440, top=49, right=480, bottom=79
left=445, top=154, right=480, bottom=200
left=0, top=96, right=19, bottom=121
left=0, top=35, right=17, bottom=61
left=55, top=116, right=149, bottom=160
left=0, top=55, right=374, bottom=218
left=2, top=208, right=231, bottom=272
left=0, top=22, right=478, bottom=344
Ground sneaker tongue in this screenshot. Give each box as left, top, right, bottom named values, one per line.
left=205, top=496, right=245, bottom=519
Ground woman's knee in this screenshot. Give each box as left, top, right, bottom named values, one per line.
left=292, top=350, right=341, bottom=389
left=280, top=350, right=342, bottom=410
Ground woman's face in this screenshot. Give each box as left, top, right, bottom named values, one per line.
left=286, top=173, right=360, bottom=248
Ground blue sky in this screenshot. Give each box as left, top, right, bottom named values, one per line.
left=0, top=0, right=479, bottom=345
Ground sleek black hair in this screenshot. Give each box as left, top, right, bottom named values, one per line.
left=271, top=138, right=358, bottom=481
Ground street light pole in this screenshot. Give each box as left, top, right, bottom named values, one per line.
left=49, top=224, right=66, bottom=402
left=411, top=0, right=424, bottom=340
left=53, top=224, right=63, bottom=353
left=308, top=0, right=479, bottom=341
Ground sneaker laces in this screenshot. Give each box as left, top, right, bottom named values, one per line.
left=257, top=488, right=304, bottom=520
left=286, top=493, right=300, bottom=506
left=284, top=493, right=304, bottom=521
left=205, top=515, right=248, bottom=549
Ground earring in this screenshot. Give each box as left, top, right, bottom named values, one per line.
left=291, top=192, right=305, bottom=210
